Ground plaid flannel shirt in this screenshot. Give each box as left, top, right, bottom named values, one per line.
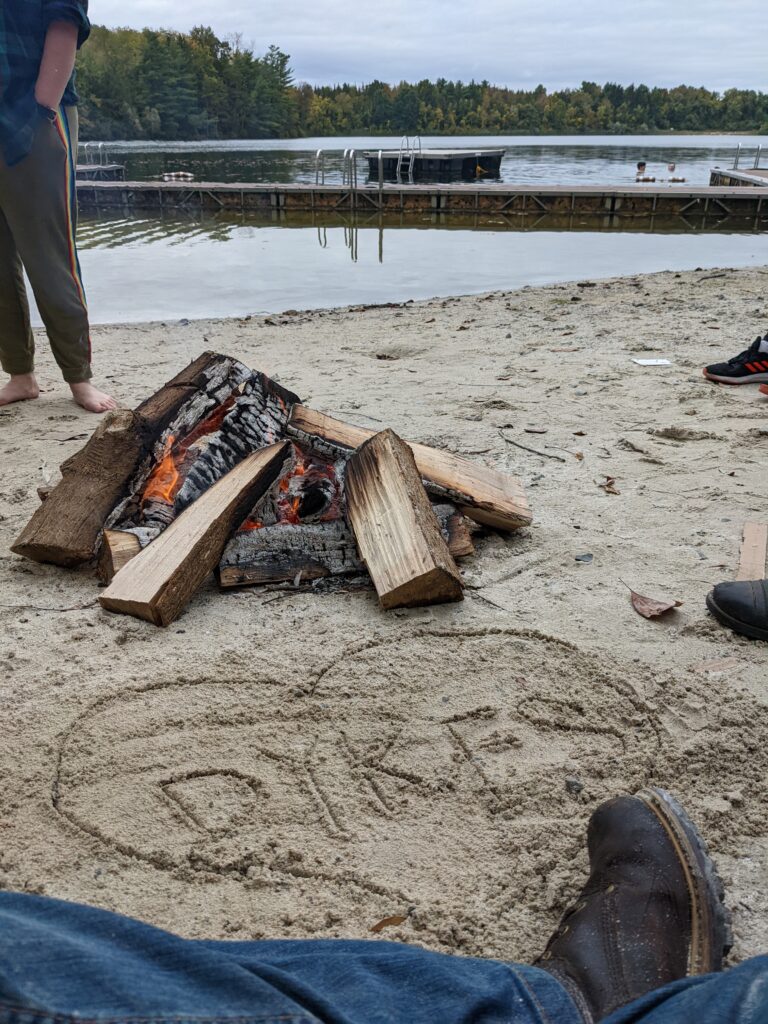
left=0, top=0, right=89, bottom=166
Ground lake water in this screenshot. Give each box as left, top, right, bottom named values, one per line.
left=60, top=135, right=768, bottom=324
left=71, top=212, right=767, bottom=323
left=82, top=133, right=763, bottom=187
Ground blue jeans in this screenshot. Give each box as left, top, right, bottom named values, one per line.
left=0, top=894, right=765, bottom=1024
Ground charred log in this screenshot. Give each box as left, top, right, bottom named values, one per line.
left=174, top=373, right=299, bottom=516
left=108, top=370, right=300, bottom=536
left=12, top=353, right=252, bottom=567
left=218, top=503, right=473, bottom=589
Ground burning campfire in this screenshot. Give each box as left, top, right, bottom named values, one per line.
left=12, top=353, right=532, bottom=626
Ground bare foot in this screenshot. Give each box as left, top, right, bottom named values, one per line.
left=0, top=373, right=40, bottom=406
left=69, top=381, right=118, bottom=413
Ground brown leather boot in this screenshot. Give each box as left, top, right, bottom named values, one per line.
left=535, top=788, right=731, bottom=1022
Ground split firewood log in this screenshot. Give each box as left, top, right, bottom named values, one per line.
left=287, top=405, right=531, bottom=532
left=100, top=442, right=290, bottom=626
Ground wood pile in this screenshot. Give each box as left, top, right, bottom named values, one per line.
left=12, top=353, right=532, bottom=625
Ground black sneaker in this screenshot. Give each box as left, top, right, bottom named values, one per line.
left=703, top=335, right=768, bottom=384
left=706, top=579, right=768, bottom=641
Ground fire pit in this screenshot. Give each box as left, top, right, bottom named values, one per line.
left=12, top=353, right=532, bottom=626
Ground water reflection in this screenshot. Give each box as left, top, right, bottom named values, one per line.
left=66, top=207, right=768, bottom=326
left=77, top=208, right=766, bottom=260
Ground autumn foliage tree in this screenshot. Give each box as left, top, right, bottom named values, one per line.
left=75, top=26, right=768, bottom=140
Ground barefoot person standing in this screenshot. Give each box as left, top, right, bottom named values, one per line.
left=0, top=1, right=115, bottom=412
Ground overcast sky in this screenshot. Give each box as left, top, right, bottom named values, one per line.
left=94, top=1, right=766, bottom=91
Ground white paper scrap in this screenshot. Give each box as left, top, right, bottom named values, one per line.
left=632, top=358, right=672, bottom=366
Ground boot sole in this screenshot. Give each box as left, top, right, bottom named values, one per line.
left=706, top=590, right=768, bottom=641
left=636, top=788, right=732, bottom=974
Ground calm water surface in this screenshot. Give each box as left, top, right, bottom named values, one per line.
left=81, top=133, right=763, bottom=187
left=70, top=211, right=768, bottom=324
left=60, top=135, right=768, bottom=324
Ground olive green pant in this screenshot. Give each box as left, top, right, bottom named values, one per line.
left=0, top=105, right=92, bottom=383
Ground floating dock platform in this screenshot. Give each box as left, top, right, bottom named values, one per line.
left=363, top=147, right=505, bottom=180
left=710, top=167, right=768, bottom=187
left=76, top=181, right=768, bottom=228
left=76, top=163, right=125, bottom=182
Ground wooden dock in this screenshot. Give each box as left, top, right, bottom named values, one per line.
left=76, top=163, right=125, bottom=182
left=710, top=167, right=768, bottom=188
left=75, top=180, right=768, bottom=227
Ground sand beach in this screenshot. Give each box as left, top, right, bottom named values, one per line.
left=1, top=265, right=767, bottom=963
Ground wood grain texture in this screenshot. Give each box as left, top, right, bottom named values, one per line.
left=12, top=352, right=243, bottom=567
left=345, top=429, right=463, bottom=610
left=287, top=405, right=531, bottom=531
left=736, top=522, right=768, bottom=581
left=100, top=442, right=290, bottom=626
left=97, top=530, right=142, bottom=584
left=12, top=410, right=145, bottom=567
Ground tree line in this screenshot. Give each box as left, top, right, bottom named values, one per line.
left=76, top=25, right=768, bottom=140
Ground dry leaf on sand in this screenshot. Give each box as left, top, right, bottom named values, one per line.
left=621, top=581, right=683, bottom=619
left=370, top=914, right=408, bottom=933
left=599, top=476, right=620, bottom=494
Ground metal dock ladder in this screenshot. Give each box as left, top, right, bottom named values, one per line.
left=395, top=136, right=422, bottom=182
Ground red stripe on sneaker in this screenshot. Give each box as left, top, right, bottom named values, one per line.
left=745, top=363, right=759, bottom=372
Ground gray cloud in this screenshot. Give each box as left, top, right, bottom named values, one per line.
left=95, top=0, right=766, bottom=91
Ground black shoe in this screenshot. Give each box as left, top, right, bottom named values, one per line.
left=534, top=788, right=731, bottom=1022
left=703, top=335, right=768, bottom=384
left=706, top=579, right=768, bottom=641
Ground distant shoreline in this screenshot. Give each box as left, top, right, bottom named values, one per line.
left=79, top=130, right=763, bottom=145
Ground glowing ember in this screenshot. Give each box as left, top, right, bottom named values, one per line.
left=236, top=445, right=341, bottom=533
left=141, top=395, right=237, bottom=510
left=240, top=517, right=264, bottom=531
left=275, top=447, right=339, bottom=525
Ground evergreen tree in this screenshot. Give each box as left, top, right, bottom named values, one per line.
left=74, top=25, right=768, bottom=140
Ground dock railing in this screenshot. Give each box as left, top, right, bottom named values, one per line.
left=342, top=149, right=359, bottom=190
left=733, top=143, right=764, bottom=170
left=81, top=141, right=112, bottom=166
left=314, top=149, right=326, bottom=185
left=314, top=148, right=363, bottom=192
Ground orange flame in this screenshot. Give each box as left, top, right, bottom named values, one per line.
left=141, top=395, right=237, bottom=510
left=142, top=434, right=180, bottom=506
